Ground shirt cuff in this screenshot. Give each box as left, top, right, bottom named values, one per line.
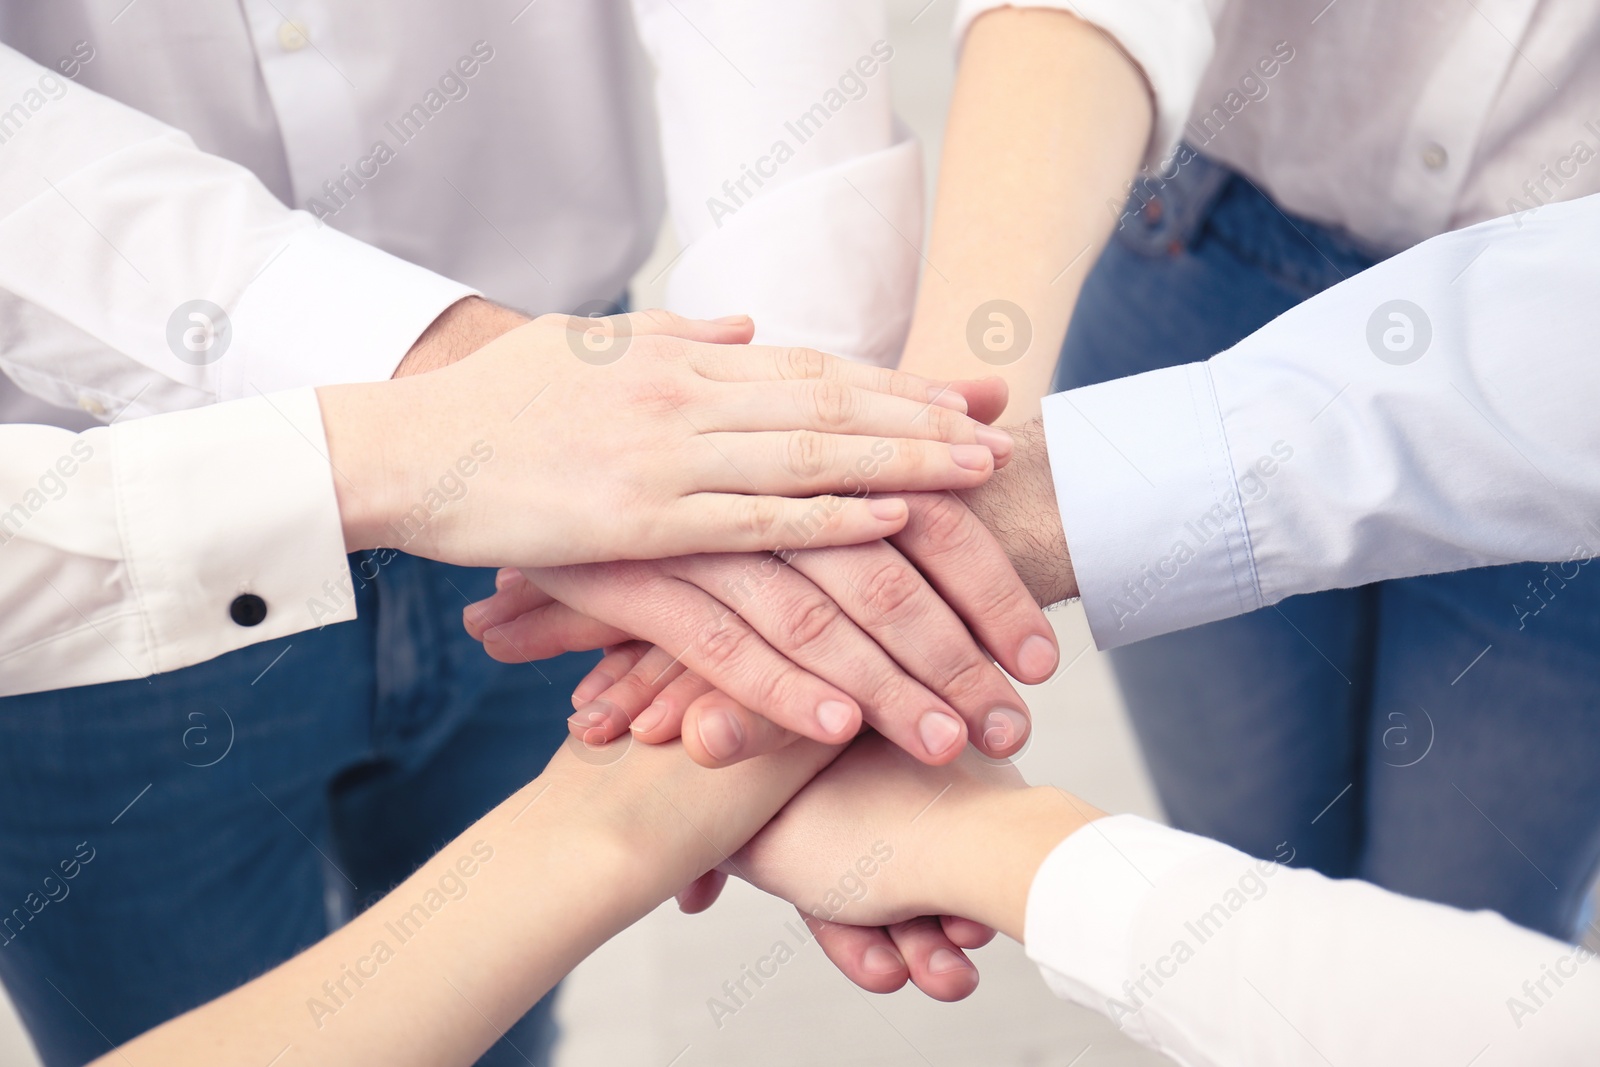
left=113, top=388, right=357, bottom=675
left=952, top=1, right=1214, bottom=171
left=1023, top=814, right=1217, bottom=1043
left=1041, top=363, right=1263, bottom=649
left=218, top=222, right=477, bottom=401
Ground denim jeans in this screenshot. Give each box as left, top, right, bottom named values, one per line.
left=0, top=552, right=597, bottom=1066
left=1055, top=150, right=1600, bottom=941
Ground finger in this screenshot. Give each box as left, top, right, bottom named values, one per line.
left=888, top=916, right=981, bottom=1002
left=890, top=492, right=1060, bottom=688
left=940, top=916, right=996, bottom=950
left=806, top=914, right=910, bottom=995
left=947, top=376, right=1009, bottom=425
left=676, top=868, right=728, bottom=915
left=671, top=555, right=965, bottom=763
left=571, top=642, right=651, bottom=707
left=651, top=493, right=915, bottom=557
left=477, top=598, right=633, bottom=663
left=706, top=381, right=1015, bottom=466
left=791, top=540, right=1030, bottom=761
left=693, top=432, right=996, bottom=495
left=632, top=670, right=714, bottom=742
left=689, top=344, right=973, bottom=415
left=528, top=568, right=868, bottom=747
left=462, top=569, right=555, bottom=642
left=589, top=645, right=688, bottom=720
left=679, top=689, right=804, bottom=768
left=567, top=641, right=652, bottom=742
left=577, top=308, right=757, bottom=347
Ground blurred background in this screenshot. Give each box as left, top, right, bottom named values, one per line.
left=0, top=2, right=1174, bottom=1063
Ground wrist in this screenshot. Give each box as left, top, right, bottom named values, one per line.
left=937, top=785, right=1097, bottom=942
left=394, top=295, right=528, bottom=377
left=959, top=418, right=1078, bottom=606
left=317, top=380, right=408, bottom=553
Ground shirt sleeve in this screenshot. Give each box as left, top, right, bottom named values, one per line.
left=1043, top=191, right=1600, bottom=649
left=630, top=0, right=922, bottom=366
left=1025, top=815, right=1600, bottom=1066
left=0, top=43, right=475, bottom=421
left=952, top=0, right=1219, bottom=171
left=0, top=389, right=357, bottom=697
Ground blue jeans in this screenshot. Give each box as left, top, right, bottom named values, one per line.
left=1055, top=151, right=1600, bottom=940
left=0, top=553, right=597, bottom=1066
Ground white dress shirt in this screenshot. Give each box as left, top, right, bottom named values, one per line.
left=0, top=1, right=919, bottom=696
left=1044, top=190, right=1600, bottom=649
left=957, top=0, right=1600, bottom=251
left=1028, top=815, right=1600, bottom=1065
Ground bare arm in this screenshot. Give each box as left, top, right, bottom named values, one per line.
left=899, top=7, right=1152, bottom=421
left=92, top=738, right=838, bottom=1067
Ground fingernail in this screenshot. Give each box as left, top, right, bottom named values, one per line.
left=494, top=567, right=520, bottom=591
left=571, top=672, right=614, bottom=706
left=816, top=700, right=856, bottom=738
left=950, top=443, right=993, bottom=471
left=983, top=707, right=1029, bottom=754
left=918, top=711, right=963, bottom=757
left=1017, top=633, right=1059, bottom=682
left=928, top=948, right=971, bottom=975
left=697, top=709, right=745, bottom=761
left=862, top=945, right=904, bottom=975
left=713, top=314, right=751, bottom=326
left=867, top=498, right=907, bottom=523
left=927, top=387, right=968, bottom=413
left=974, top=426, right=1013, bottom=457
left=569, top=700, right=622, bottom=735
left=462, top=603, right=488, bottom=641
left=631, top=702, right=669, bottom=735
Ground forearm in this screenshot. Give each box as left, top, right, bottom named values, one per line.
left=899, top=8, right=1150, bottom=420
left=94, top=777, right=649, bottom=1067
left=392, top=297, right=528, bottom=377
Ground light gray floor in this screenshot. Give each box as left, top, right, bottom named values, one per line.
left=0, top=3, right=1174, bottom=1064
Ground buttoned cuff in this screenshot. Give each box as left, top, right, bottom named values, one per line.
left=1041, top=363, right=1261, bottom=649
left=1023, top=815, right=1217, bottom=1044
left=113, top=388, right=357, bottom=674
left=218, top=222, right=477, bottom=400
left=953, top=1, right=1214, bottom=171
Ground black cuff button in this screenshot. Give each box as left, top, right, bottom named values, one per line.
left=230, top=593, right=268, bottom=627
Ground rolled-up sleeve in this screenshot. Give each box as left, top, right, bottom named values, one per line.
left=953, top=1, right=1218, bottom=170
left=0, top=389, right=356, bottom=697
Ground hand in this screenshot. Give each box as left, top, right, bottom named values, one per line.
left=319, top=310, right=1016, bottom=567
left=463, top=492, right=1060, bottom=763
left=726, top=732, right=1101, bottom=989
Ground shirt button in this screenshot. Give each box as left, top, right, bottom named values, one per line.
left=1421, top=143, right=1449, bottom=170
left=277, top=21, right=310, bottom=51
left=230, top=594, right=269, bottom=627
left=77, top=395, right=106, bottom=417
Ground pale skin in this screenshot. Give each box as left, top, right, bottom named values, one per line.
left=896, top=7, right=1153, bottom=421
left=317, top=304, right=1018, bottom=568
left=89, top=733, right=1100, bottom=1067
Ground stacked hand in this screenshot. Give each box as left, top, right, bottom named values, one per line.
left=320, top=310, right=1019, bottom=567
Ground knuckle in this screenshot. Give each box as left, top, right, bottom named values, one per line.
left=696, top=616, right=754, bottom=675
left=942, top=656, right=1000, bottom=705
left=781, top=347, right=829, bottom=380
left=919, top=405, right=962, bottom=440
left=780, top=593, right=846, bottom=652
left=783, top=430, right=832, bottom=481
left=736, top=497, right=784, bottom=542
left=857, top=559, right=925, bottom=621
left=808, top=380, right=858, bottom=429
left=914, top=494, right=978, bottom=555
